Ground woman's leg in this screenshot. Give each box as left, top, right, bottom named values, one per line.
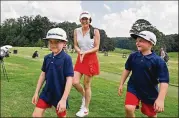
left=83, top=75, right=93, bottom=109
left=72, top=71, right=85, bottom=97
left=76, top=74, right=93, bottom=117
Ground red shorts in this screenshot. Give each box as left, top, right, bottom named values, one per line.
left=36, top=99, right=66, bottom=117
left=125, top=92, right=156, bottom=117
left=74, top=52, right=100, bottom=76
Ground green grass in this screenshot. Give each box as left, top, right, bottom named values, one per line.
left=113, top=48, right=132, bottom=54
left=1, top=47, right=178, bottom=117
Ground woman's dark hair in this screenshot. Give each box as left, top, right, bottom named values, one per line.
left=89, top=24, right=95, bottom=39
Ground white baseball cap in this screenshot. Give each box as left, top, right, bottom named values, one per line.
left=130, top=31, right=157, bottom=45
left=43, top=28, right=68, bottom=42
left=79, top=11, right=91, bottom=19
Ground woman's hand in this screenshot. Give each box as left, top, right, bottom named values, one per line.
left=80, top=51, right=86, bottom=63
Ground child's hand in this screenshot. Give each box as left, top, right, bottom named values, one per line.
left=118, top=85, right=123, bottom=96
left=57, top=99, right=66, bottom=113
left=154, top=98, right=164, bottom=113
left=32, top=93, right=39, bottom=105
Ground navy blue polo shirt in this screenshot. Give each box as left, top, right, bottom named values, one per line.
left=125, top=51, right=169, bottom=105
left=39, top=50, right=74, bottom=108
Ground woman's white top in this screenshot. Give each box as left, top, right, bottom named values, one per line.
left=76, top=27, right=94, bottom=52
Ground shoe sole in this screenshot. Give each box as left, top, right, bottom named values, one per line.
left=76, top=113, right=89, bottom=117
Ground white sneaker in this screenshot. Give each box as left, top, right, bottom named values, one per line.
left=76, top=107, right=89, bottom=117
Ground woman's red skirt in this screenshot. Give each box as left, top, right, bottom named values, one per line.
left=74, top=52, right=100, bottom=76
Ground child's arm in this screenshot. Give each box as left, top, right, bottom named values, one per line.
left=119, top=69, right=131, bottom=86
left=62, top=76, right=73, bottom=101
left=118, top=69, right=131, bottom=96
left=57, top=55, right=74, bottom=113
left=57, top=76, right=73, bottom=113
left=118, top=53, right=133, bottom=96
left=32, top=72, right=45, bottom=105
left=154, top=58, right=169, bottom=113
left=154, top=83, right=168, bottom=113
left=158, top=83, right=169, bottom=100
left=34, top=72, right=45, bottom=94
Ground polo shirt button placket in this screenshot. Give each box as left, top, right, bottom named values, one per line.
left=141, top=56, right=144, bottom=62
left=51, top=57, right=54, bottom=63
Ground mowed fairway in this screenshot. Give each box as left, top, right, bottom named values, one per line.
left=1, top=47, right=178, bottom=117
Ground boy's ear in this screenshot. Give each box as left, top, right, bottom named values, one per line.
left=149, top=42, right=154, bottom=46
left=63, top=42, right=67, bottom=47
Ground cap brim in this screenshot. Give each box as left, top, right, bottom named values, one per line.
left=80, top=14, right=90, bottom=19
left=42, top=37, right=62, bottom=40
left=130, top=34, right=140, bottom=39
left=42, top=38, right=48, bottom=40
left=42, top=38, right=68, bottom=42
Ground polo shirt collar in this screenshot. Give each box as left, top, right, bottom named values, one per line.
left=48, top=50, right=65, bottom=59
left=136, top=51, right=155, bottom=59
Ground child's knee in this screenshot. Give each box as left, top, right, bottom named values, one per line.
left=32, top=111, right=43, bottom=117
left=125, top=105, right=136, bottom=113
left=32, top=107, right=44, bottom=117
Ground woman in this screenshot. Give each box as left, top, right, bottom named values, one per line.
left=73, top=11, right=100, bottom=117
left=160, top=48, right=165, bottom=60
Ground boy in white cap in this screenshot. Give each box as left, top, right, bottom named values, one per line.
left=118, top=31, right=169, bottom=117
left=32, top=28, right=74, bottom=117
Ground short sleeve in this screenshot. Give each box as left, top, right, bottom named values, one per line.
left=41, top=56, right=47, bottom=72
left=125, top=54, right=133, bottom=71
left=157, top=58, right=169, bottom=83
left=64, top=56, right=74, bottom=77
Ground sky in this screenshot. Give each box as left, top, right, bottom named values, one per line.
left=1, top=1, right=178, bottom=37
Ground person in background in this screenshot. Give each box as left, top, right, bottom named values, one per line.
left=32, top=51, right=39, bottom=58
left=160, top=48, right=165, bottom=60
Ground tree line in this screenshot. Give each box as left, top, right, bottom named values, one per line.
left=0, top=15, right=115, bottom=51
left=113, top=19, right=178, bottom=53
left=0, top=15, right=178, bottom=53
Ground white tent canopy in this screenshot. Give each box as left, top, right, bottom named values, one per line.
left=0, top=45, right=13, bottom=52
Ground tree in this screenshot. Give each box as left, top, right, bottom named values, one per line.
left=163, top=34, right=179, bottom=52
left=99, top=29, right=107, bottom=51
left=130, top=19, right=153, bottom=34
left=130, top=19, right=165, bottom=54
